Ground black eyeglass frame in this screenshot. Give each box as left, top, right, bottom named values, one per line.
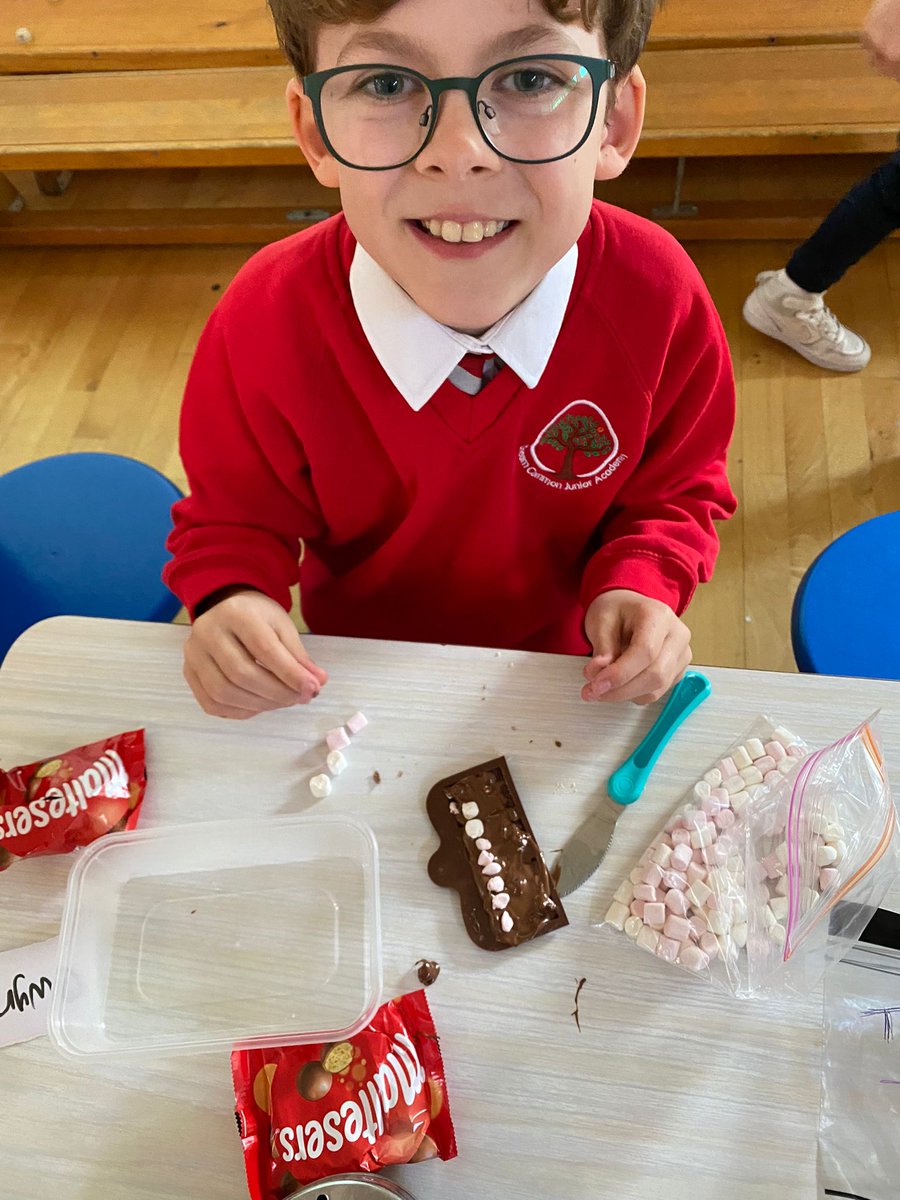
left=302, top=53, right=617, bottom=171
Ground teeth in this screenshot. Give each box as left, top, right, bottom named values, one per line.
left=420, top=219, right=510, bottom=243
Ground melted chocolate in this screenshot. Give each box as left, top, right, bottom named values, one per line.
left=426, top=757, right=568, bottom=951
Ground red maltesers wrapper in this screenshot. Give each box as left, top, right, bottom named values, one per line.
left=232, top=990, right=457, bottom=1199
left=0, top=729, right=147, bottom=870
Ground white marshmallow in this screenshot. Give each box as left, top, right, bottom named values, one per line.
left=310, top=773, right=332, bottom=798
left=326, top=750, right=347, bottom=776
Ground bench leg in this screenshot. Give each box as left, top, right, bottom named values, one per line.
left=652, top=157, right=699, bottom=221
left=34, top=170, right=74, bottom=197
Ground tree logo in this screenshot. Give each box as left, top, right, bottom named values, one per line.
left=523, top=401, right=620, bottom=487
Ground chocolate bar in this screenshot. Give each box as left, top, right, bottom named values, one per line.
left=426, top=757, right=568, bottom=951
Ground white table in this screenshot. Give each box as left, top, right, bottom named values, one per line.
left=1, top=617, right=898, bottom=1200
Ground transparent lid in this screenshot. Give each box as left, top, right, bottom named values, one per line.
left=49, top=814, right=382, bottom=1058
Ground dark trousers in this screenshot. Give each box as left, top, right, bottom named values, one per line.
left=786, top=149, right=900, bottom=293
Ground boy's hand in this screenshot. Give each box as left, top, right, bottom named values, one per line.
left=582, top=590, right=691, bottom=705
left=183, top=587, right=328, bottom=719
left=863, top=0, right=900, bottom=79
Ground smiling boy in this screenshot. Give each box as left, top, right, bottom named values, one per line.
left=164, top=0, right=736, bottom=719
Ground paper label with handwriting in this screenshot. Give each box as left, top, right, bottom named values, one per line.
left=0, top=937, right=58, bottom=1048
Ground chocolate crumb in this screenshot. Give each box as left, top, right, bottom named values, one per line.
left=554, top=740, right=562, bottom=748
left=511, top=725, right=517, bottom=731
left=572, top=977, right=587, bottom=1033
left=372, top=771, right=381, bottom=785
left=415, top=959, right=441, bottom=986
left=397, top=770, right=404, bottom=778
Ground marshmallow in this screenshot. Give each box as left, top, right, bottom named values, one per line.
left=624, top=915, right=643, bottom=939
left=770, top=923, right=787, bottom=946
left=705, top=910, right=730, bottom=936
left=671, top=828, right=692, bottom=846
left=739, top=765, right=763, bottom=786
left=662, top=869, right=688, bottom=891
left=679, top=944, right=710, bottom=972
left=754, top=755, right=776, bottom=775
left=310, top=773, right=332, bottom=798
left=718, top=756, right=738, bottom=780
left=630, top=900, right=645, bottom=919
left=764, top=740, right=787, bottom=762
left=686, top=862, right=707, bottom=886
left=634, top=884, right=659, bottom=903
left=651, top=843, right=673, bottom=869
left=663, top=914, right=692, bottom=943
left=629, top=867, right=645, bottom=885
left=465, top=819, right=485, bottom=838
left=746, top=738, right=766, bottom=761
left=613, top=880, right=634, bottom=906
left=682, top=809, right=707, bottom=831
left=731, top=922, right=749, bottom=948
left=644, top=902, right=666, bottom=929
left=816, top=843, right=838, bottom=867
left=326, top=750, right=348, bottom=776
left=665, top=888, right=689, bottom=916
left=819, top=867, right=839, bottom=891
left=704, top=768, right=723, bottom=787
left=714, top=808, right=735, bottom=831
left=636, top=926, right=660, bottom=953
left=670, top=843, right=693, bottom=872
left=768, top=895, right=790, bottom=922
left=730, top=790, right=750, bottom=814
left=699, top=932, right=720, bottom=959
left=690, top=823, right=715, bottom=849
left=687, top=880, right=713, bottom=909
left=656, top=935, right=681, bottom=963
left=723, top=774, right=746, bottom=796
left=693, top=780, right=712, bottom=801
left=346, top=711, right=368, bottom=734
left=642, top=863, right=664, bottom=888
left=827, top=839, right=847, bottom=865
left=732, top=745, right=752, bottom=770
left=325, top=726, right=351, bottom=752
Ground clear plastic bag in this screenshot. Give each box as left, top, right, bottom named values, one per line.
left=818, top=934, right=900, bottom=1199
left=601, top=715, right=898, bottom=999
left=746, top=715, right=899, bottom=998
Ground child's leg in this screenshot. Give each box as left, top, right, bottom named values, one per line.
left=786, top=149, right=900, bottom=292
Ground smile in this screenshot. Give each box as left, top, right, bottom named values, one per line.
left=416, top=218, right=513, bottom=244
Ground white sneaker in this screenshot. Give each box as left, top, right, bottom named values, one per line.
left=742, top=269, right=871, bottom=372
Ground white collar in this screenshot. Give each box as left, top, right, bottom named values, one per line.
left=348, top=240, right=578, bottom=411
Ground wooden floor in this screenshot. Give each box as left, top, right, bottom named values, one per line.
left=1, top=231, right=898, bottom=674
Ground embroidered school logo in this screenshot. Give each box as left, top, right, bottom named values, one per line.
left=518, top=400, right=626, bottom=491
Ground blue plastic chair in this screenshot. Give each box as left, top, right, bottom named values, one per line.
left=791, top=511, right=900, bottom=680
left=0, top=452, right=183, bottom=663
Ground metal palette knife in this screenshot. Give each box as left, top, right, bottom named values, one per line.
left=555, top=671, right=711, bottom=898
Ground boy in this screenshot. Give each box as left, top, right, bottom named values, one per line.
left=164, top=0, right=736, bottom=719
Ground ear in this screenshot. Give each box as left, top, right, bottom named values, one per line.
left=594, top=65, right=646, bottom=182
left=286, top=77, right=341, bottom=189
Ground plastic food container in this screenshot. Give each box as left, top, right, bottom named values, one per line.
left=290, top=1176, right=417, bottom=1199
left=49, top=814, right=382, bottom=1058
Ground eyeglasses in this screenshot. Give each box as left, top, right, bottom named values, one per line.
left=302, top=54, right=616, bottom=171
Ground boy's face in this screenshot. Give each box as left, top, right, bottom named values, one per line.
left=289, top=0, right=644, bottom=334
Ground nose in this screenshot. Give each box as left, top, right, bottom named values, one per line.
left=414, top=88, right=501, bottom=178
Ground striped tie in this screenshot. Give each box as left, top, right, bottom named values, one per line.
left=448, top=351, right=501, bottom=394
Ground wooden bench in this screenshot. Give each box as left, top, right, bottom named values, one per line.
left=2, top=1, right=898, bottom=244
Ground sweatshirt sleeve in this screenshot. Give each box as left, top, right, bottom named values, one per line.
left=579, top=285, right=737, bottom=616
left=163, top=308, right=326, bottom=617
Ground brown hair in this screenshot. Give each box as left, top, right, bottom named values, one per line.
left=268, top=0, right=660, bottom=81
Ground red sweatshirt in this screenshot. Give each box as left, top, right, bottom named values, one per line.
left=165, top=201, right=736, bottom=655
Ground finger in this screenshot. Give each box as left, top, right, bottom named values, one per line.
left=184, top=662, right=270, bottom=720
left=238, top=623, right=326, bottom=697
left=186, top=655, right=292, bottom=714
left=583, top=604, right=624, bottom=682
left=601, top=639, right=691, bottom=706
left=583, top=616, right=664, bottom=700
left=582, top=651, right=614, bottom=683
left=217, top=635, right=315, bottom=706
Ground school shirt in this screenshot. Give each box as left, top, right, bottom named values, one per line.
left=164, top=200, right=737, bottom=656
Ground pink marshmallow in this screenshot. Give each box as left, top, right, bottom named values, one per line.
left=656, top=935, right=680, bottom=962
left=664, top=888, right=689, bottom=916
left=701, top=844, right=727, bottom=868
left=718, top=756, right=738, bottom=780
left=688, top=914, right=708, bottom=940
left=755, top=755, right=776, bottom=774
left=326, top=727, right=351, bottom=752
left=761, top=854, right=784, bottom=880
left=819, top=867, right=839, bottom=891
left=764, top=770, right=780, bottom=783
left=346, top=711, right=368, bottom=734
left=661, top=869, right=688, bottom=891
left=700, top=794, right=721, bottom=816
left=671, top=828, right=691, bottom=847
left=642, top=863, right=664, bottom=888
left=670, top=843, right=693, bottom=872
left=714, top=808, right=736, bottom=831
left=630, top=900, right=646, bottom=919
left=699, top=932, right=720, bottom=958
left=682, top=809, right=707, bottom=831
left=644, top=902, right=666, bottom=929
left=686, top=862, right=707, bottom=886
left=664, top=914, right=692, bottom=942
left=711, top=786, right=730, bottom=806
left=634, top=884, right=659, bottom=903
left=692, top=848, right=707, bottom=864
left=765, top=740, right=787, bottom=762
